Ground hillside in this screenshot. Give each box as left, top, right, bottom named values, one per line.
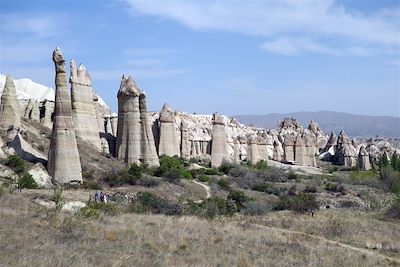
left=235, top=111, right=400, bottom=138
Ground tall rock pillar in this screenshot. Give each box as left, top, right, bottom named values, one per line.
left=70, top=60, right=101, bottom=150
left=180, top=120, right=191, bottom=159
left=47, top=47, right=82, bottom=185
left=211, top=112, right=227, bottom=167
left=139, top=93, right=159, bottom=167
left=116, top=76, right=142, bottom=165
left=0, top=75, right=21, bottom=130
left=158, top=103, right=180, bottom=156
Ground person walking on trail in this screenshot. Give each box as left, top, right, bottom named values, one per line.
left=95, top=191, right=99, bottom=202
left=103, top=194, right=108, bottom=204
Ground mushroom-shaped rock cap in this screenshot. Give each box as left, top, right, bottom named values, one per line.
left=52, top=47, right=65, bottom=63
left=212, top=112, right=225, bottom=125
left=159, top=103, right=175, bottom=123
left=118, top=75, right=141, bottom=97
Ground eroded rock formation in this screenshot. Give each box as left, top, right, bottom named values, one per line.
left=358, top=145, right=371, bottom=170
left=158, top=103, right=180, bottom=156
left=139, top=93, right=159, bottom=167
left=70, top=60, right=101, bottom=150
left=334, top=130, right=358, bottom=167
left=116, top=75, right=142, bottom=164
left=0, top=75, right=21, bottom=130
left=211, top=112, right=227, bottom=167
left=47, top=47, right=82, bottom=185
left=180, top=120, right=191, bottom=159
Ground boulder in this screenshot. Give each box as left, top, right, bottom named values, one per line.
left=28, top=163, right=52, bottom=188
left=47, top=47, right=83, bottom=185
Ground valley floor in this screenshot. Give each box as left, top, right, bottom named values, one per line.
left=0, top=190, right=399, bottom=267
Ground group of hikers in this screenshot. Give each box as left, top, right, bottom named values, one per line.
left=92, top=191, right=134, bottom=204
left=94, top=191, right=110, bottom=204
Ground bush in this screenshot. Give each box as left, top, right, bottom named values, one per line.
left=5, top=155, right=26, bottom=174
left=303, top=184, right=318, bottom=193
left=198, top=174, right=210, bottom=182
left=205, top=168, right=221, bottom=175
left=103, top=171, right=125, bottom=187
left=18, top=173, right=38, bottom=189
left=217, top=178, right=230, bottom=190
left=380, top=166, right=400, bottom=194
left=385, top=197, right=400, bottom=220
left=274, top=193, right=319, bottom=214
left=82, top=180, right=102, bottom=190
left=218, top=161, right=235, bottom=175
left=227, top=190, right=250, bottom=210
left=155, top=155, right=184, bottom=177
left=131, top=192, right=181, bottom=215
left=52, top=188, right=64, bottom=210
left=204, top=196, right=236, bottom=219
left=137, top=176, right=160, bottom=187
left=255, top=160, right=268, bottom=170
left=288, top=171, right=298, bottom=180
left=252, top=183, right=282, bottom=196
left=325, top=182, right=346, bottom=194
left=128, top=163, right=142, bottom=179
left=180, top=170, right=193, bottom=180
left=242, top=201, right=269, bottom=215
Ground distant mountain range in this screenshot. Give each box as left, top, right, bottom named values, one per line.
left=235, top=111, right=400, bottom=138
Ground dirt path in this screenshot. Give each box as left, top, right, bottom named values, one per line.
left=193, top=180, right=211, bottom=199
left=249, top=223, right=400, bottom=265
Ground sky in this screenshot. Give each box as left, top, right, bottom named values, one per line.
left=0, top=0, right=399, bottom=117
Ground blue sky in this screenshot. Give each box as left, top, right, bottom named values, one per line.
left=0, top=0, right=399, bottom=117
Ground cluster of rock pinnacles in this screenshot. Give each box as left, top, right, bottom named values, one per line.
left=0, top=48, right=390, bottom=185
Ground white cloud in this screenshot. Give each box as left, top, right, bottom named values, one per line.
left=121, top=0, right=399, bottom=57
left=1, top=14, right=57, bottom=38
left=91, top=68, right=187, bottom=81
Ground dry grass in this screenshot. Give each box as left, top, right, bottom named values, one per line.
left=1, top=191, right=399, bottom=267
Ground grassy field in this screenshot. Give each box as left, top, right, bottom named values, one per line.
left=0, top=189, right=399, bottom=267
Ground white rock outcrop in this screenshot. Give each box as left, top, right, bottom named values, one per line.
left=211, top=113, right=228, bottom=167
left=0, top=75, right=21, bottom=130
left=158, top=103, right=180, bottom=157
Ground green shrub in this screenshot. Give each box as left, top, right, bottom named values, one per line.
left=103, top=172, right=125, bottom=187
left=255, top=160, right=268, bottom=170
left=380, top=166, right=400, bottom=194
left=242, top=201, right=269, bottom=215
left=5, top=155, right=26, bottom=174
left=217, top=178, right=230, bottom=190
left=227, top=190, right=250, bottom=210
left=325, top=182, right=346, bottom=194
left=252, top=183, right=282, bottom=196
left=165, top=168, right=181, bottom=184
left=82, top=180, right=102, bottom=190
left=180, top=170, right=193, bottom=180
left=18, top=173, right=38, bottom=189
left=52, top=188, right=64, bottom=210
left=198, top=174, right=210, bottom=182
left=218, top=161, right=235, bottom=175
left=385, top=197, right=400, bottom=220
left=288, top=171, right=298, bottom=180
left=274, top=193, right=318, bottom=214
left=128, top=163, right=142, bottom=179
left=131, top=192, right=181, bottom=215
left=205, top=168, right=221, bottom=175
left=137, top=176, right=160, bottom=187
left=155, top=155, right=184, bottom=177
left=303, top=184, right=318, bottom=193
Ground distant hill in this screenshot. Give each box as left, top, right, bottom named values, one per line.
left=235, top=111, right=400, bottom=138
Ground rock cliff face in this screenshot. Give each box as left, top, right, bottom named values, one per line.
left=23, top=99, right=40, bottom=122
left=211, top=113, right=228, bottom=167
left=116, top=76, right=142, bottom=164
left=0, top=75, right=21, bottom=130
left=70, top=60, right=101, bottom=150
left=47, top=48, right=82, bottom=185
left=158, top=103, right=180, bottom=157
